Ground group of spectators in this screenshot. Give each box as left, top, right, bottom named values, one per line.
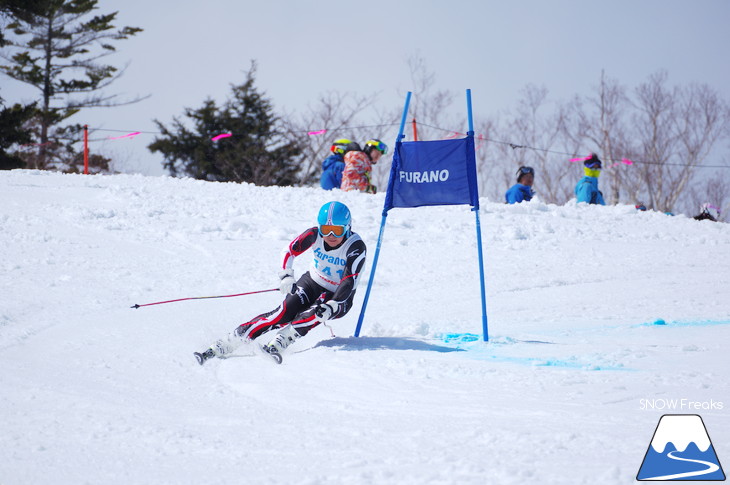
left=505, top=153, right=605, bottom=206
left=504, top=153, right=721, bottom=222
left=320, top=141, right=722, bottom=222
left=320, top=138, right=388, bottom=194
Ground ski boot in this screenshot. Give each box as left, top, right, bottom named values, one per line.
left=261, top=325, right=301, bottom=364
left=195, top=323, right=253, bottom=365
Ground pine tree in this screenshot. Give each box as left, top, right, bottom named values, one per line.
left=0, top=99, right=36, bottom=169
left=149, top=63, right=303, bottom=186
left=0, top=0, right=142, bottom=170
left=0, top=0, right=43, bottom=169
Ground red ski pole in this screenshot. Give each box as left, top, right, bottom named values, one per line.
left=131, top=288, right=278, bottom=309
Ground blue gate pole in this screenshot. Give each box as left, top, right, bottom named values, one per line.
left=466, top=89, right=489, bottom=341
left=354, top=91, right=412, bottom=337
left=474, top=209, right=489, bottom=341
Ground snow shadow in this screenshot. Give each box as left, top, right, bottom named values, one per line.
left=314, top=336, right=465, bottom=353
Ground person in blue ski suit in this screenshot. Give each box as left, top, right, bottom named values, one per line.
left=320, top=139, right=353, bottom=190
left=194, top=201, right=367, bottom=365
left=575, top=154, right=606, bottom=205
left=505, top=166, right=535, bottom=204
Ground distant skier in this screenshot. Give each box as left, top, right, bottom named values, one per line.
left=505, top=166, right=535, bottom=204
left=575, top=153, right=606, bottom=205
left=194, top=201, right=367, bottom=365
left=693, top=202, right=721, bottom=222
left=320, top=138, right=352, bottom=190
left=341, top=139, right=388, bottom=194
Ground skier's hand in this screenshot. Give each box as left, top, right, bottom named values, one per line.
left=315, top=301, right=337, bottom=322
left=278, top=269, right=296, bottom=295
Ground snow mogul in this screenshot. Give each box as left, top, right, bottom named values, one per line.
left=194, top=201, right=367, bottom=364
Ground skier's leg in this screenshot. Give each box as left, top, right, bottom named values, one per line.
left=262, top=289, right=356, bottom=352
left=206, top=297, right=300, bottom=358
left=197, top=273, right=323, bottom=363
left=262, top=323, right=303, bottom=354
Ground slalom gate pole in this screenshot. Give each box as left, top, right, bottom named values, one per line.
left=354, top=91, right=412, bottom=338
left=131, top=288, right=278, bottom=309
left=466, top=89, right=489, bottom=341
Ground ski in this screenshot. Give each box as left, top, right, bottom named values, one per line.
left=194, top=349, right=215, bottom=366
left=193, top=341, right=283, bottom=366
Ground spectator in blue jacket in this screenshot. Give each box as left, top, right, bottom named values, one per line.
left=575, top=154, right=606, bottom=205
left=320, top=138, right=353, bottom=190
left=505, top=166, right=535, bottom=204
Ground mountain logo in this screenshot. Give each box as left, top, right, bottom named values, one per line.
left=637, top=414, right=726, bottom=481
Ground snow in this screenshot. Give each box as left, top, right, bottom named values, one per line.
left=1, top=169, right=728, bottom=484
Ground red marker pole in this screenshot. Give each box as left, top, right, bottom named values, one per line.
left=412, top=117, right=418, bottom=141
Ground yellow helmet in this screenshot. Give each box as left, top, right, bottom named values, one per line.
left=330, top=138, right=352, bottom=155
left=364, top=139, right=388, bottom=155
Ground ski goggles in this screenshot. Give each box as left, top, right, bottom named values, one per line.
left=319, top=224, right=347, bottom=237
left=516, top=166, right=534, bottom=176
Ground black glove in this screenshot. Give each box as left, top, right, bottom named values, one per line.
left=315, top=301, right=337, bottom=322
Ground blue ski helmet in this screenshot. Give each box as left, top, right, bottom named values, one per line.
left=317, top=201, right=351, bottom=237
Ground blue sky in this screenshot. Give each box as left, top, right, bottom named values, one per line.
left=3, top=0, right=730, bottom=174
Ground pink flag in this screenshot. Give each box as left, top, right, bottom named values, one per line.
left=307, top=129, right=327, bottom=136
left=569, top=155, right=592, bottom=163
left=211, top=133, right=232, bottom=141
left=109, top=132, right=141, bottom=140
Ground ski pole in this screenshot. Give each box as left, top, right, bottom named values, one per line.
left=131, top=288, right=278, bottom=309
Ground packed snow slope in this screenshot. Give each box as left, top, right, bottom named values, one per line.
left=1, top=170, right=729, bottom=485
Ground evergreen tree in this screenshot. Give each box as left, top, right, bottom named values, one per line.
left=0, top=99, right=36, bottom=169
left=0, top=0, right=44, bottom=169
left=149, top=64, right=303, bottom=186
left=0, top=0, right=142, bottom=170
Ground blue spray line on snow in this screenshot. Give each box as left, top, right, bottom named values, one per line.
left=435, top=332, right=631, bottom=371
left=634, top=318, right=730, bottom=328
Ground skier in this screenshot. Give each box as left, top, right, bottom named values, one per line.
left=575, top=153, right=606, bottom=205
left=505, top=166, right=535, bottom=204
left=341, top=139, right=388, bottom=193
left=320, top=138, right=352, bottom=190
left=693, top=202, right=721, bottom=222
left=194, top=201, right=367, bottom=365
